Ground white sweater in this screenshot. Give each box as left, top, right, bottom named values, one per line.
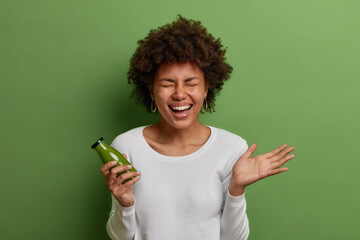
left=107, top=126, right=249, bottom=240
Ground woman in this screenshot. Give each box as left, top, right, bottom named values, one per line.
left=100, top=15, right=295, bottom=240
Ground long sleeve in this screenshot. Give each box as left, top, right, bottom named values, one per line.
left=106, top=195, right=137, bottom=240
left=107, top=126, right=250, bottom=240
left=220, top=191, right=249, bottom=240
left=219, top=142, right=250, bottom=240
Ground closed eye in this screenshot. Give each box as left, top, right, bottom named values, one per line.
left=159, top=78, right=175, bottom=87
left=185, top=78, right=200, bottom=87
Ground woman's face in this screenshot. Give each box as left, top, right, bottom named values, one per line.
left=151, top=62, right=208, bottom=130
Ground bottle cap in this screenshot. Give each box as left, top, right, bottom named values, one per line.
left=91, top=137, right=104, bottom=149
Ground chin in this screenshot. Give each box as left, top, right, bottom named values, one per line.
left=170, top=122, right=193, bottom=130
left=163, top=115, right=198, bottom=130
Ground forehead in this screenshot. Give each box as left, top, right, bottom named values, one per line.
left=155, top=62, right=204, bottom=79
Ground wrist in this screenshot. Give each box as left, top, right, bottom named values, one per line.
left=120, top=201, right=134, bottom=208
left=117, top=196, right=135, bottom=208
left=229, top=175, right=246, bottom=197
left=229, top=186, right=245, bottom=196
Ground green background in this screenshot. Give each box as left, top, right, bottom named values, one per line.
left=1, top=0, right=359, bottom=239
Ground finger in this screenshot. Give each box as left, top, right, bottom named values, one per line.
left=271, top=146, right=295, bottom=161
left=272, top=154, right=295, bottom=168
left=108, top=172, right=140, bottom=193
left=106, top=175, right=116, bottom=187
left=108, top=166, right=134, bottom=187
left=266, top=167, right=288, bottom=178
left=122, top=174, right=141, bottom=188
left=100, top=161, right=118, bottom=177
left=265, top=144, right=287, bottom=158
left=242, top=143, right=257, bottom=159
left=115, top=171, right=141, bottom=184
left=110, top=165, right=133, bottom=175
left=122, top=153, right=128, bottom=159
left=105, top=170, right=118, bottom=186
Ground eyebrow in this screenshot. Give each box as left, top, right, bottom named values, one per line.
left=159, top=77, right=199, bottom=82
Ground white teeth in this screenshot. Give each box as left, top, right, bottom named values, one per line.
left=171, top=105, right=191, bottom=111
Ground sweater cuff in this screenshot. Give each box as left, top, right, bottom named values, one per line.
left=226, top=189, right=246, bottom=207
left=114, top=197, right=136, bottom=217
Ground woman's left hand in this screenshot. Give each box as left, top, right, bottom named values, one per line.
left=229, top=143, right=295, bottom=196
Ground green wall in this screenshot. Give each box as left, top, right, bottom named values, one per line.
left=1, top=0, right=359, bottom=239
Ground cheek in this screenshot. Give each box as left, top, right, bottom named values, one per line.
left=190, top=89, right=206, bottom=102
left=155, top=90, right=171, bottom=104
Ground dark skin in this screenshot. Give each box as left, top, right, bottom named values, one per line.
left=229, top=143, right=295, bottom=196
left=100, top=144, right=295, bottom=207
left=100, top=154, right=140, bottom=207
left=101, top=62, right=295, bottom=207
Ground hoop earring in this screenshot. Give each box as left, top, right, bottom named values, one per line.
left=201, top=98, right=208, bottom=113
left=151, top=97, right=157, bottom=113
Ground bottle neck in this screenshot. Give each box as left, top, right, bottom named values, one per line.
left=95, top=142, right=108, bottom=152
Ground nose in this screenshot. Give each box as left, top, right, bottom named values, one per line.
left=172, top=84, right=186, bottom=100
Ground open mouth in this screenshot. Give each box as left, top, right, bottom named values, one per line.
left=168, top=105, right=193, bottom=113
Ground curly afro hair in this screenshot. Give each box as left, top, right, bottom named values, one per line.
left=127, top=15, right=233, bottom=113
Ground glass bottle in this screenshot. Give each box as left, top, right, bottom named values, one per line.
left=91, top=137, right=137, bottom=182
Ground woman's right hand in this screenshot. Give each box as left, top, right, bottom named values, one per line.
left=100, top=154, right=141, bottom=207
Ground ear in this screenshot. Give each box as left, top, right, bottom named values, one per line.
left=204, top=85, right=208, bottom=98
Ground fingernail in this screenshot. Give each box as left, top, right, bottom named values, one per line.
left=112, top=161, right=118, bottom=165
left=127, top=165, right=132, bottom=169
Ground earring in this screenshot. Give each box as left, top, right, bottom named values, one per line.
left=201, top=98, right=208, bottom=113
left=151, top=97, right=157, bottom=113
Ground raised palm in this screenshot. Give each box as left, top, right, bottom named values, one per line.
left=231, top=143, right=295, bottom=189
